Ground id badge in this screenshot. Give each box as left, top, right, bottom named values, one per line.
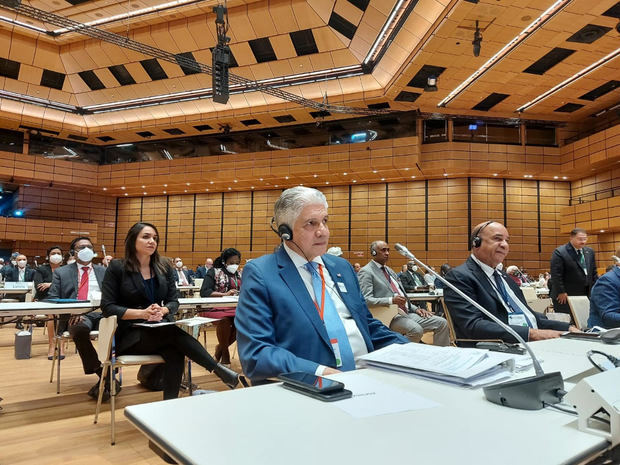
left=337, top=282, right=348, bottom=293
left=508, top=313, right=528, bottom=327
left=330, top=338, right=343, bottom=367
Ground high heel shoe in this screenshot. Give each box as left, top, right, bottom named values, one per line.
left=213, top=363, right=246, bottom=389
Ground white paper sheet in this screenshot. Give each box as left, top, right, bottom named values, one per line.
left=330, top=373, right=440, bottom=418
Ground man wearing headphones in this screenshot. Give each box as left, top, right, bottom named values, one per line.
left=235, top=186, right=408, bottom=384
left=48, top=236, right=111, bottom=400
left=443, top=221, right=574, bottom=344
left=358, top=241, right=450, bottom=346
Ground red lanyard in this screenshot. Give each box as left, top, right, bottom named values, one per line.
left=310, top=264, right=326, bottom=321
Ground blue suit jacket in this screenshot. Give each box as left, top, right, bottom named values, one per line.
left=588, top=267, right=620, bottom=329
left=236, top=246, right=407, bottom=382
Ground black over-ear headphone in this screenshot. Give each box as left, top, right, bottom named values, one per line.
left=471, top=221, right=494, bottom=249
left=270, top=217, right=293, bottom=241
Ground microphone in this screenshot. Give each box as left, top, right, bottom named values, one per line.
left=394, top=242, right=565, bottom=411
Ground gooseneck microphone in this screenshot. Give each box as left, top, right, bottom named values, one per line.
left=394, top=242, right=565, bottom=411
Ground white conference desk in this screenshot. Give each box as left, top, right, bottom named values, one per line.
left=178, top=296, right=238, bottom=309
left=125, top=338, right=620, bottom=465
left=0, top=301, right=96, bottom=317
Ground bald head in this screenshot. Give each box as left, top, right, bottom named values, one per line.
left=471, top=221, right=510, bottom=268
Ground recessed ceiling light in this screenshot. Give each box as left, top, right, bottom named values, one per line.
left=562, top=176, right=567, bottom=180
left=274, top=184, right=279, bottom=187
left=553, top=176, right=558, bottom=179
left=284, top=176, right=289, bottom=180
left=184, top=189, right=188, bottom=192
left=228, top=187, right=232, bottom=190
left=121, top=186, right=126, bottom=190
left=443, top=173, right=448, bottom=177
left=381, top=178, right=385, bottom=181
left=352, top=180, right=357, bottom=183
left=163, top=190, right=167, bottom=194
left=325, top=181, right=330, bottom=185
left=411, top=176, right=416, bottom=179
left=210, top=181, right=214, bottom=184
left=206, top=188, right=209, bottom=192
left=186, top=182, right=190, bottom=186
left=141, top=185, right=145, bottom=188
left=343, top=172, right=348, bottom=176
left=164, top=184, right=168, bottom=187
left=259, top=178, right=264, bottom=181
left=493, top=173, right=498, bottom=177
left=313, top=174, right=318, bottom=178
left=124, top=193, right=128, bottom=196
left=372, top=170, right=378, bottom=174
left=250, top=186, right=254, bottom=189
left=102, top=187, right=107, bottom=191
left=143, top=192, right=147, bottom=195
left=600, top=230, right=605, bottom=233
left=404, top=168, right=409, bottom=171
left=234, top=179, right=238, bottom=183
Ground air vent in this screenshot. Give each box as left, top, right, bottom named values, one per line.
left=249, top=38, right=277, bottom=63
left=194, top=124, right=213, bottom=131
left=274, top=114, right=296, bottom=123
left=164, top=128, right=185, bottom=135
left=290, top=29, right=319, bottom=56
left=176, top=52, right=200, bottom=75
left=40, top=69, right=65, bottom=90
left=472, top=93, right=509, bottom=111
left=97, top=136, right=115, bottom=142
left=602, top=2, right=620, bottom=18
left=407, top=65, right=446, bottom=88
left=579, top=80, right=620, bottom=101
left=347, top=0, right=369, bottom=11
left=567, top=24, right=611, bottom=44
left=328, top=12, right=357, bottom=40
left=523, top=48, right=575, bottom=75
left=137, top=131, right=155, bottom=138
left=310, top=110, right=331, bottom=118
left=108, top=64, right=136, bottom=86
left=78, top=70, right=105, bottom=91
left=241, top=119, right=261, bottom=126
left=554, top=103, right=584, bottom=113
left=0, top=58, right=20, bottom=80
left=68, top=134, right=88, bottom=141
left=395, top=91, right=421, bottom=102
left=140, top=59, right=168, bottom=81
left=368, top=102, right=390, bottom=110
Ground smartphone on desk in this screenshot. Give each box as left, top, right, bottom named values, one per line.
left=278, top=372, right=352, bottom=402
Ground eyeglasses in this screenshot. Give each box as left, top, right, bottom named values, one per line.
left=587, top=350, right=620, bottom=372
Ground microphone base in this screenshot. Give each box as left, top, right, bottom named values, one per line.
left=483, top=372, right=564, bottom=410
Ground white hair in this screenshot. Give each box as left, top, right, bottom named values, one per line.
left=274, top=186, right=327, bottom=228
left=506, top=265, right=519, bottom=274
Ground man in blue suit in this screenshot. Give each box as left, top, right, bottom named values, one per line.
left=236, top=186, right=408, bottom=383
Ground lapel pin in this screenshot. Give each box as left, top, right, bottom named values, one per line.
left=337, top=273, right=342, bottom=277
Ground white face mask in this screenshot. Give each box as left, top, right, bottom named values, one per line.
left=176, top=261, right=183, bottom=268
left=226, top=264, right=239, bottom=274
left=77, top=247, right=95, bottom=263
left=17, top=260, right=27, bottom=268
left=49, top=254, right=63, bottom=264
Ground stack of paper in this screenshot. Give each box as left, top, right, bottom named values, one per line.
left=359, top=343, right=516, bottom=387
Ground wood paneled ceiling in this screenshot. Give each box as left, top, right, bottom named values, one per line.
left=0, top=0, right=618, bottom=144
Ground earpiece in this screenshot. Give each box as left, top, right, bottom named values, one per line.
left=471, top=221, right=494, bottom=249
left=370, top=245, right=377, bottom=256
left=270, top=217, right=293, bottom=241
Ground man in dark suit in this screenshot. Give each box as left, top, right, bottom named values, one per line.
left=48, top=236, right=110, bottom=399
left=550, top=228, right=598, bottom=314
left=195, top=257, right=214, bottom=279
left=399, top=261, right=427, bottom=292
left=173, top=257, right=194, bottom=286
left=236, top=187, right=408, bottom=383
left=4, top=253, right=35, bottom=327
left=444, top=221, right=574, bottom=344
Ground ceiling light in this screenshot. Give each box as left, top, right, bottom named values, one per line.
left=121, top=186, right=126, bottom=190
left=184, top=190, right=188, bottom=192
left=163, top=190, right=167, bottom=194
left=443, top=173, right=448, bottom=177
left=274, top=185, right=279, bottom=188
left=124, top=193, right=128, bottom=196
left=372, top=170, right=378, bottom=174
left=381, top=178, right=385, bottom=181
left=0, top=15, right=48, bottom=33
left=186, top=182, right=190, bottom=186
left=325, top=181, right=330, bottom=185
left=228, top=187, right=232, bottom=190
left=313, top=174, right=318, bottom=178
left=562, top=176, right=567, bottom=180
left=210, top=181, right=214, bottom=184
left=364, top=0, right=406, bottom=65
left=102, top=187, right=107, bottom=191
left=472, top=21, right=482, bottom=57
left=141, top=185, right=146, bottom=188
left=438, top=0, right=573, bottom=107
left=517, top=46, right=620, bottom=112
left=553, top=176, right=558, bottom=179
left=284, top=176, right=289, bottom=180
left=493, top=173, right=498, bottom=177
left=424, top=75, right=438, bottom=92
left=352, top=180, right=357, bottom=183
left=411, top=176, right=416, bottom=179
left=259, top=178, right=264, bottom=181
left=343, top=172, right=348, bottom=176
left=143, top=192, right=147, bottom=195
left=234, top=179, right=238, bottom=183
left=163, top=184, right=168, bottom=187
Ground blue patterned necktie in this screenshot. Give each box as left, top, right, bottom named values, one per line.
left=493, top=271, right=532, bottom=328
left=304, top=262, right=356, bottom=371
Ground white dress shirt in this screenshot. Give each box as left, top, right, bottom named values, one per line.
left=282, top=243, right=368, bottom=374
left=78, top=263, right=101, bottom=300
left=470, top=254, right=538, bottom=331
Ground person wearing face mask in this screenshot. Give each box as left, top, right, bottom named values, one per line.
left=173, top=257, right=194, bottom=287
left=4, top=254, right=35, bottom=327
left=1, top=252, right=19, bottom=279
left=34, top=246, right=65, bottom=359
left=199, top=248, right=242, bottom=366
left=399, top=261, right=427, bottom=293
left=48, top=237, right=111, bottom=400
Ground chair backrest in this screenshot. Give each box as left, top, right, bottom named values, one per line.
left=194, top=278, right=204, bottom=289
left=520, top=287, right=537, bottom=304
left=96, top=315, right=117, bottom=362
left=440, top=301, right=458, bottom=345
left=368, top=304, right=397, bottom=327
left=567, top=296, right=590, bottom=330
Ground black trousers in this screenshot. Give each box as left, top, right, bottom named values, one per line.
left=67, top=312, right=103, bottom=375
left=120, top=325, right=218, bottom=400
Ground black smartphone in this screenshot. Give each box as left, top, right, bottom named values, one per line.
left=281, top=383, right=352, bottom=402
left=277, top=372, right=345, bottom=393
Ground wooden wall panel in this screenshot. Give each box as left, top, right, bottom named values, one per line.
left=165, top=195, right=195, bottom=258
left=221, top=191, right=252, bottom=255
left=570, top=168, right=620, bottom=203
left=249, top=190, right=282, bottom=259
left=349, top=183, right=386, bottom=262
left=193, top=193, right=223, bottom=261
left=321, top=186, right=350, bottom=259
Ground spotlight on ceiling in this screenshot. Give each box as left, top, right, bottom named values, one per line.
left=473, top=20, right=482, bottom=57
left=425, top=75, right=438, bottom=92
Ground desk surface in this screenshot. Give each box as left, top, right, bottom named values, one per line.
left=406, top=291, right=443, bottom=301
left=125, top=338, right=618, bottom=465
left=178, top=296, right=238, bottom=308
left=0, top=301, right=96, bottom=316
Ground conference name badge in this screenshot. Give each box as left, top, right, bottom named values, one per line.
left=337, top=282, right=347, bottom=293
left=508, top=313, right=528, bottom=327
left=330, top=338, right=343, bottom=367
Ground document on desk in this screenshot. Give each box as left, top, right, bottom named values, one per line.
left=133, top=321, right=177, bottom=328
left=359, top=343, right=516, bottom=387
left=175, top=316, right=219, bottom=327
left=330, top=373, right=440, bottom=418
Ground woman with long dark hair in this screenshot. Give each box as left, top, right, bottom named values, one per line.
left=101, top=222, right=242, bottom=399
left=199, top=247, right=241, bottom=365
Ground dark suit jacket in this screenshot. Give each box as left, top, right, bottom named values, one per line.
left=550, top=243, right=598, bottom=298
left=33, top=264, right=55, bottom=300
left=48, top=262, right=106, bottom=300
left=4, top=266, right=35, bottom=282
left=101, top=259, right=179, bottom=352
left=399, top=269, right=427, bottom=293
left=236, top=247, right=408, bottom=382
left=173, top=268, right=194, bottom=286
left=444, top=256, right=569, bottom=343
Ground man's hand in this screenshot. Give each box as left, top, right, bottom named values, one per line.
left=556, top=292, right=568, bottom=304
left=568, top=325, right=580, bottom=333
left=36, top=282, right=51, bottom=291
left=392, top=295, right=407, bottom=307
left=416, top=308, right=433, bottom=318
left=225, top=289, right=238, bottom=296
left=528, top=329, right=564, bottom=341
left=69, top=315, right=84, bottom=326
left=322, top=367, right=341, bottom=376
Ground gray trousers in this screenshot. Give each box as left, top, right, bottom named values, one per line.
left=389, top=312, right=450, bottom=346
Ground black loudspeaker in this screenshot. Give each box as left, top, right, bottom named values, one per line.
left=471, top=221, right=494, bottom=249
left=370, top=245, right=377, bottom=256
